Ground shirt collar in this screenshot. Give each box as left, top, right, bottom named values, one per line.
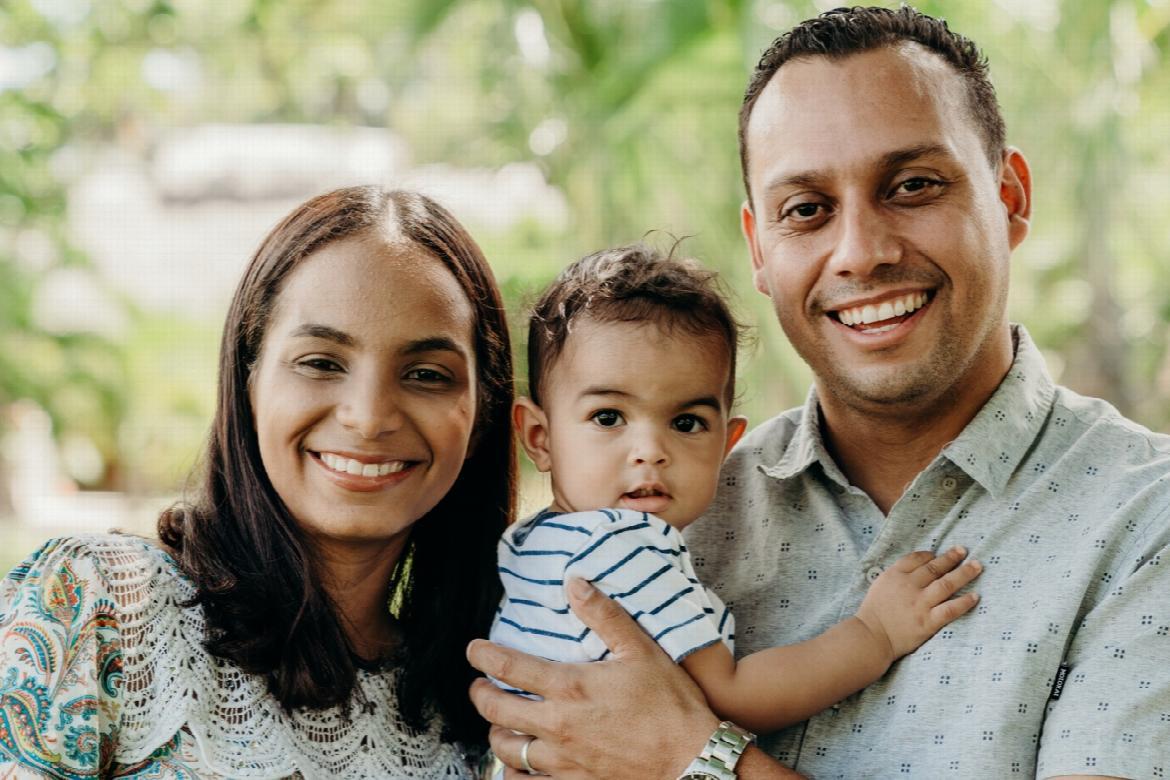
left=762, top=385, right=851, bottom=487
left=942, top=325, right=1055, bottom=496
left=760, top=325, right=1056, bottom=497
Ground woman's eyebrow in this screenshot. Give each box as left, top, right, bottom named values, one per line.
left=287, top=326, right=467, bottom=359
left=290, top=323, right=355, bottom=346
left=403, top=336, right=468, bottom=359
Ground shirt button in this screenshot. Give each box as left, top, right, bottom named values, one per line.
left=866, top=566, right=883, bottom=583
left=942, top=477, right=958, bottom=490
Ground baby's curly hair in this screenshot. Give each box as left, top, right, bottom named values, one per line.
left=527, top=243, right=745, bottom=406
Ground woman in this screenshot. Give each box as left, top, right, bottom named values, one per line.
left=0, top=186, right=515, bottom=777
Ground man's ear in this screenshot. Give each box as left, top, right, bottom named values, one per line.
left=513, top=397, right=552, bottom=472
left=724, top=415, right=748, bottom=457
left=999, top=147, right=1032, bottom=249
left=740, top=201, right=771, bottom=297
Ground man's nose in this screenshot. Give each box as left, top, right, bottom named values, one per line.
left=826, top=200, right=903, bottom=277
left=337, top=376, right=405, bottom=439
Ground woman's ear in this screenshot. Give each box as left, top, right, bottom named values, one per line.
left=724, top=416, right=748, bottom=457
left=513, top=397, right=553, bottom=472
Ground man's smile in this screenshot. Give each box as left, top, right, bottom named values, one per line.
left=831, top=290, right=931, bottom=329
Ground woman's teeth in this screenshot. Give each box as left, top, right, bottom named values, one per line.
left=319, top=452, right=407, bottom=477
left=837, top=291, right=928, bottom=326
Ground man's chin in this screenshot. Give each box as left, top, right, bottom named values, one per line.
left=819, top=366, right=945, bottom=412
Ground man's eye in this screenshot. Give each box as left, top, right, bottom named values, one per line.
left=892, top=177, right=945, bottom=198
left=779, top=200, right=830, bottom=226
left=673, top=414, right=708, bottom=433
left=591, top=410, right=624, bottom=427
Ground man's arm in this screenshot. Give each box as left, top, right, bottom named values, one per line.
left=467, top=577, right=804, bottom=779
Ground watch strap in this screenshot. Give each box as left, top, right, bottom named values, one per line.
left=676, top=721, right=756, bottom=780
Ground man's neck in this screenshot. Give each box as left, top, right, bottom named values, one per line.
left=817, top=334, right=1015, bottom=515
left=820, top=407, right=967, bottom=514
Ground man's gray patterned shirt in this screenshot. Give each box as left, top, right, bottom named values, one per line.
left=685, top=326, right=1170, bottom=779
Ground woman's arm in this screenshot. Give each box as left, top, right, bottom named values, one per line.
left=0, top=538, right=125, bottom=774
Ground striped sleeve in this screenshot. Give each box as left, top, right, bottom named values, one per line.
left=564, top=509, right=727, bottom=663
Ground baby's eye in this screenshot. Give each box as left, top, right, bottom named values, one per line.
left=590, top=409, right=625, bottom=428
left=672, top=414, right=708, bottom=433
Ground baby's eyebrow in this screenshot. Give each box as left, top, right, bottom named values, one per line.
left=578, top=387, right=632, bottom=400
left=578, top=388, right=723, bottom=413
left=680, top=396, right=723, bottom=413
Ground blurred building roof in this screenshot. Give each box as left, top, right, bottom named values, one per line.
left=68, top=124, right=568, bottom=317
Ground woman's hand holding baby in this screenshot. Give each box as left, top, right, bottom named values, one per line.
left=854, top=546, right=982, bottom=666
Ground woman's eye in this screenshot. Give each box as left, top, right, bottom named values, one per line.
left=590, top=409, right=624, bottom=428
left=297, top=357, right=342, bottom=373
left=672, top=414, right=708, bottom=434
left=405, top=367, right=451, bottom=384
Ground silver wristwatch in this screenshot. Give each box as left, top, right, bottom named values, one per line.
left=676, top=720, right=756, bottom=780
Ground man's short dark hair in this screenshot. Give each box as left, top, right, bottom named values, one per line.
left=738, top=5, right=1006, bottom=201
left=527, top=244, right=744, bottom=407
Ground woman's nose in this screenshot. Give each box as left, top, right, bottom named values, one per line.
left=337, top=378, right=405, bottom=439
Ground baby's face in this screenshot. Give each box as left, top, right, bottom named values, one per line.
left=533, top=317, right=744, bottom=529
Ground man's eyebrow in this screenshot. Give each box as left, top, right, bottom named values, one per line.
left=763, top=170, right=825, bottom=199
left=762, top=143, right=955, bottom=199
left=289, top=323, right=355, bottom=346
left=878, top=143, right=953, bottom=171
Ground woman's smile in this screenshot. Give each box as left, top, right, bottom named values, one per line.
left=309, top=449, right=419, bottom=491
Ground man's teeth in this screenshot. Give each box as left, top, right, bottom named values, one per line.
left=319, top=452, right=407, bottom=477
left=837, top=292, right=928, bottom=326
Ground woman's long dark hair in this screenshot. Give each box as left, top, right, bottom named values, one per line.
left=158, top=186, right=515, bottom=745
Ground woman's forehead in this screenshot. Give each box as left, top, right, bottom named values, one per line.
left=268, top=237, right=475, bottom=345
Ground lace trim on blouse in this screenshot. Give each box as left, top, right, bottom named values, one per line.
left=0, top=534, right=475, bottom=779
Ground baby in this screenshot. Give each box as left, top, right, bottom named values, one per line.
left=489, top=244, right=982, bottom=735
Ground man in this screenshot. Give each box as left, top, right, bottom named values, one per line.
left=469, top=7, right=1170, bottom=778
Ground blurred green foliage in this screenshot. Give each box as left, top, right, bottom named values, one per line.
left=1, top=0, right=1168, bottom=511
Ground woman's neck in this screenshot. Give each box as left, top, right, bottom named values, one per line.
left=313, top=535, right=409, bottom=662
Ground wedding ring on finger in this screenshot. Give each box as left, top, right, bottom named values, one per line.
left=520, top=735, right=537, bottom=775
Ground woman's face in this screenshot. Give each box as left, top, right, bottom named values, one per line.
left=249, top=233, right=477, bottom=550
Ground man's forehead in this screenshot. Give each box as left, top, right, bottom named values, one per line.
left=744, top=44, right=971, bottom=186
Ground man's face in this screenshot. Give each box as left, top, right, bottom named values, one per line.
left=741, top=44, right=1030, bottom=420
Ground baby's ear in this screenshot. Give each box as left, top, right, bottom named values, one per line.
left=724, top=416, right=748, bottom=457
left=513, top=397, right=553, bottom=472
